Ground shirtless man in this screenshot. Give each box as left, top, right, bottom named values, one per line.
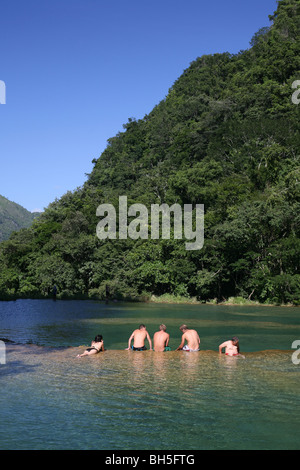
left=153, top=324, right=170, bottom=352
left=219, top=337, right=240, bottom=356
left=126, top=324, right=152, bottom=351
left=176, top=324, right=200, bottom=352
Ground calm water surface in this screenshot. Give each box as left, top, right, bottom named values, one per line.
left=0, top=299, right=300, bottom=450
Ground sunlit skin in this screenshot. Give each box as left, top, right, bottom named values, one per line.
left=219, top=339, right=239, bottom=356
left=77, top=336, right=104, bottom=357
left=126, top=325, right=152, bottom=350
left=176, top=325, right=200, bottom=351
left=153, top=324, right=170, bottom=352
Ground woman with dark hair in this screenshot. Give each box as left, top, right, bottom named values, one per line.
left=77, top=335, right=104, bottom=357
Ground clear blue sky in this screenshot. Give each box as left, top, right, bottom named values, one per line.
left=0, top=0, right=278, bottom=212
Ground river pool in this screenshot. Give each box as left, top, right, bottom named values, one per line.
left=0, top=299, right=299, bottom=450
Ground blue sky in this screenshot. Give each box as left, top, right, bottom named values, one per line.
left=0, top=0, right=278, bottom=212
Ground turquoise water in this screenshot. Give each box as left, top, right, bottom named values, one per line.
left=0, top=299, right=300, bottom=450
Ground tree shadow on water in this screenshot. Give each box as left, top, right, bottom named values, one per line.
left=0, top=345, right=53, bottom=377
left=0, top=359, right=40, bottom=378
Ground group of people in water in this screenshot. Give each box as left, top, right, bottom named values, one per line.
left=77, top=324, right=241, bottom=357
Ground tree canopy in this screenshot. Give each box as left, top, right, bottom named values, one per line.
left=0, top=0, right=299, bottom=304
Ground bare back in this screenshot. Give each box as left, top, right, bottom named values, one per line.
left=132, top=329, right=148, bottom=348
left=182, top=329, right=200, bottom=350
left=92, top=340, right=104, bottom=352
left=153, top=331, right=170, bottom=352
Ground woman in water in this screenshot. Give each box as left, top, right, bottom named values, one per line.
left=77, top=335, right=104, bottom=357
left=219, top=336, right=240, bottom=356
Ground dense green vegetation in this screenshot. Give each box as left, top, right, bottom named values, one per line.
left=0, top=195, right=39, bottom=242
left=0, top=0, right=299, bottom=304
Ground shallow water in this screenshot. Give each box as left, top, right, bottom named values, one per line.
left=0, top=299, right=300, bottom=450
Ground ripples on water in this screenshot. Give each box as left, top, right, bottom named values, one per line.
left=1, top=345, right=300, bottom=450
left=1, top=300, right=300, bottom=450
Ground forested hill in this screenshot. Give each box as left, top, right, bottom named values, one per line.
left=0, top=195, right=39, bottom=242
left=0, top=0, right=299, bottom=304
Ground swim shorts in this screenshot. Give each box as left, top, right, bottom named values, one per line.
left=182, top=345, right=200, bottom=352
left=132, top=346, right=147, bottom=351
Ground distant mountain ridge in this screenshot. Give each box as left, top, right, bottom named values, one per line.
left=0, top=0, right=299, bottom=304
left=0, top=195, right=39, bottom=241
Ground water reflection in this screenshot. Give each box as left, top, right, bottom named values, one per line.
left=219, top=354, right=240, bottom=379
left=1, top=298, right=300, bottom=450
left=0, top=345, right=297, bottom=449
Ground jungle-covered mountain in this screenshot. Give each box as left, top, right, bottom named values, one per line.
left=0, top=0, right=299, bottom=304
left=0, top=195, right=39, bottom=242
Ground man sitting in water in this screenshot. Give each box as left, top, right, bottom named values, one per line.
left=153, top=324, right=171, bottom=352
left=176, top=324, right=200, bottom=352
left=219, top=337, right=240, bottom=356
left=125, top=324, right=152, bottom=351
